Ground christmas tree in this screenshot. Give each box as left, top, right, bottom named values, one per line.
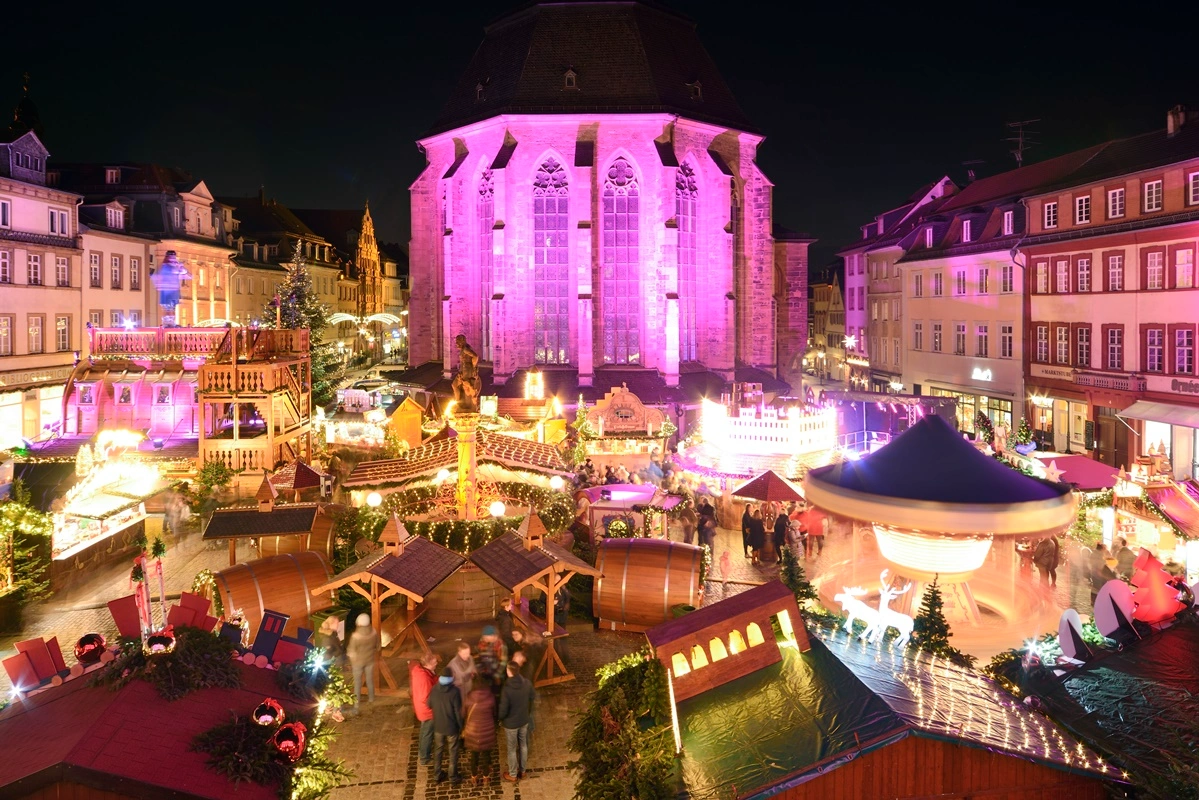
left=261, top=241, right=343, bottom=407
left=1013, top=417, right=1033, bottom=445
left=779, top=546, right=817, bottom=605
left=1130, top=549, right=1185, bottom=626
left=911, top=577, right=975, bottom=667
left=975, top=412, right=994, bottom=445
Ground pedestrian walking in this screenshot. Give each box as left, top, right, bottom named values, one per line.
left=496, top=597, right=516, bottom=656
left=499, top=661, right=536, bottom=782
left=1114, top=537, right=1136, bottom=579
left=772, top=511, right=788, bottom=564
left=1033, top=533, right=1060, bottom=587
left=428, top=667, right=464, bottom=784
left=477, top=626, right=507, bottom=691
left=408, top=652, right=439, bottom=766
left=741, top=503, right=754, bottom=559
left=463, top=675, right=498, bottom=786
left=747, top=508, right=767, bottom=566
left=1089, top=544, right=1116, bottom=605
left=346, top=613, right=379, bottom=714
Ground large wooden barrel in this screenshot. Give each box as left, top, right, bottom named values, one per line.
left=594, top=538, right=704, bottom=632
left=213, top=552, right=334, bottom=637
left=423, top=564, right=505, bottom=623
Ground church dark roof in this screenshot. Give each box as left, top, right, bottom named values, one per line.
left=428, top=1, right=757, bottom=136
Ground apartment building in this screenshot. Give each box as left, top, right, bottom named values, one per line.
left=78, top=199, right=152, bottom=337
left=1023, top=107, right=1199, bottom=476
left=0, top=129, right=83, bottom=444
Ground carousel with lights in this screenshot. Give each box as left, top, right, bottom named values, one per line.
left=804, top=414, right=1077, bottom=650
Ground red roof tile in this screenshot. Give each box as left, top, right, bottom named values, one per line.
left=343, top=430, right=570, bottom=488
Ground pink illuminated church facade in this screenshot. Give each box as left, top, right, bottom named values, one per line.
left=408, top=1, right=811, bottom=394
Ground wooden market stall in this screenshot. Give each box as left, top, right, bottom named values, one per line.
left=310, top=515, right=466, bottom=696
left=201, top=479, right=336, bottom=565
left=469, top=513, right=601, bottom=687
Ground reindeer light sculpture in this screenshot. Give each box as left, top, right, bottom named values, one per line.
left=833, top=588, right=881, bottom=641
left=870, top=569, right=914, bottom=647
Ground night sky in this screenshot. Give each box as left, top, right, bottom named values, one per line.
left=5, top=2, right=1192, bottom=267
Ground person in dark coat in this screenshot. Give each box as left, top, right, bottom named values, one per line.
left=462, top=675, right=498, bottom=786
left=427, top=667, right=463, bottom=784
left=772, top=511, right=789, bottom=560
left=1089, top=544, right=1116, bottom=605
left=741, top=504, right=754, bottom=559
left=498, top=661, right=536, bottom=781
left=1033, top=533, right=1060, bottom=587
left=747, top=508, right=767, bottom=566
left=1114, top=537, right=1136, bottom=579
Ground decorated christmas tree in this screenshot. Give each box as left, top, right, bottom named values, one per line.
left=975, top=412, right=995, bottom=446
left=911, top=577, right=975, bottom=667
left=1130, top=549, right=1185, bottom=626
left=1013, top=417, right=1033, bottom=445
left=261, top=241, right=343, bottom=407
left=779, top=546, right=817, bottom=605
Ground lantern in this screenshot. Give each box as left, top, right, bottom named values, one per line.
left=143, top=629, right=176, bottom=656
left=272, top=721, right=307, bottom=762
left=74, top=633, right=107, bottom=665
left=254, top=698, right=285, bottom=726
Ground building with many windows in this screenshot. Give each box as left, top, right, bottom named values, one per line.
left=1023, top=107, right=1199, bottom=475
left=840, top=178, right=956, bottom=393
left=0, top=128, right=82, bottom=444
left=78, top=200, right=152, bottom=342
left=406, top=1, right=810, bottom=396
left=52, top=163, right=236, bottom=327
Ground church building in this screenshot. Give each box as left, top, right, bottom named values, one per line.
left=407, top=1, right=811, bottom=397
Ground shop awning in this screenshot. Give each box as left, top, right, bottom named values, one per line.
left=1045, top=455, right=1120, bottom=492
left=1118, top=400, right=1199, bottom=429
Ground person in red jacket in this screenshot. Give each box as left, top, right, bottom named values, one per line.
left=409, top=652, right=439, bottom=765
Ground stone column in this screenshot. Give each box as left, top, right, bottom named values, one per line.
left=451, top=413, right=480, bottom=519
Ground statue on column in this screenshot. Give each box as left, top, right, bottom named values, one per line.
left=451, top=335, right=482, bottom=414
left=150, top=251, right=191, bottom=327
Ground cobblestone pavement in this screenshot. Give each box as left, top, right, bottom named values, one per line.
left=327, top=622, right=643, bottom=800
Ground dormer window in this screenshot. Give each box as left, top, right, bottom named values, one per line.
left=564, top=68, right=578, bottom=90
left=105, top=206, right=124, bottom=229
left=962, top=220, right=971, bottom=243
left=687, top=80, right=703, bottom=102
left=172, top=207, right=181, bottom=228
left=924, top=226, right=933, bottom=248
left=105, top=168, right=120, bottom=184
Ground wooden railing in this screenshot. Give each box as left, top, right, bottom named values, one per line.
left=200, top=442, right=268, bottom=472
left=200, top=362, right=301, bottom=394
left=90, top=327, right=310, bottom=359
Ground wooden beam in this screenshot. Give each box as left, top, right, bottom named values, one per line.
left=228, top=538, right=236, bottom=567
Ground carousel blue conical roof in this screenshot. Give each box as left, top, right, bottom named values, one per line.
left=807, top=414, right=1067, bottom=504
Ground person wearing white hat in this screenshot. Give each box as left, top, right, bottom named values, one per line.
left=346, top=613, right=381, bottom=713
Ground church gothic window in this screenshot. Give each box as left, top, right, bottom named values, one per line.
left=676, top=164, right=698, bottom=362
left=602, top=157, right=640, bottom=365
left=533, top=157, right=570, bottom=364
left=478, top=170, right=494, bottom=360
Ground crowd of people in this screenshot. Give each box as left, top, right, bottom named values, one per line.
left=574, top=449, right=675, bottom=489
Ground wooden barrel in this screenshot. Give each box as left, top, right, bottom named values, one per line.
left=423, top=564, right=505, bottom=624
left=213, top=552, right=334, bottom=637
left=594, top=538, right=704, bottom=632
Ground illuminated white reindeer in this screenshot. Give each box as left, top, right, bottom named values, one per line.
left=869, top=570, right=914, bottom=647
left=833, top=588, right=881, bottom=641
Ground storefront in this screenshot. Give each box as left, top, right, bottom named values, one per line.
left=927, top=385, right=1013, bottom=435
left=1117, top=399, right=1199, bottom=482
left=0, top=366, right=74, bottom=443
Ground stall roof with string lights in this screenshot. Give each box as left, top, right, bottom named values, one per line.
left=310, top=515, right=466, bottom=695
left=677, top=625, right=1116, bottom=800
left=342, top=429, right=572, bottom=491
left=468, top=513, right=601, bottom=687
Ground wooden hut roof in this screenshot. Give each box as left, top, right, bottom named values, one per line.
left=314, top=537, right=466, bottom=601
left=202, top=503, right=323, bottom=540
left=646, top=580, right=795, bottom=649
left=343, top=429, right=571, bottom=488
left=269, top=460, right=328, bottom=490
left=255, top=475, right=279, bottom=502
left=468, top=531, right=599, bottom=592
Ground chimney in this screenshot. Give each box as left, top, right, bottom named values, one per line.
left=1167, top=104, right=1196, bottom=137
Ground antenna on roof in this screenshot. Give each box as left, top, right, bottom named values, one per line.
left=1005, top=120, right=1040, bottom=168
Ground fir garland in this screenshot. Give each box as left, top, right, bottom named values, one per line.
left=191, top=570, right=224, bottom=618
left=92, top=626, right=241, bottom=701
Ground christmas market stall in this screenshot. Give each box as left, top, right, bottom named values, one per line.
left=576, top=385, right=674, bottom=472
left=468, top=513, right=601, bottom=687
left=309, top=514, right=466, bottom=696
left=672, top=606, right=1114, bottom=799
left=574, top=483, right=682, bottom=540
left=201, top=478, right=336, bottom=565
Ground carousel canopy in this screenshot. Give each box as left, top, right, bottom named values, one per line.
left=804, top=415, right=1075, bottom=535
